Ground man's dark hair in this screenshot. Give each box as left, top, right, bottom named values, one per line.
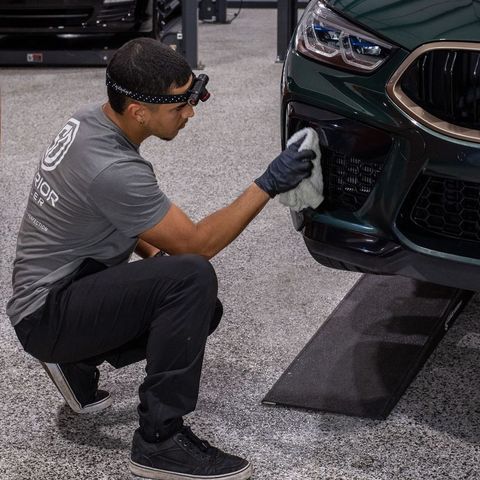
left=107, top=38, right=192, bottom=114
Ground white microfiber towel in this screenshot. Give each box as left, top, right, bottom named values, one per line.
left=278, top=127, right=324, bottom=212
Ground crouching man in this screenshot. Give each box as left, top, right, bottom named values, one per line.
left=7, top=38, right=314, bottom=480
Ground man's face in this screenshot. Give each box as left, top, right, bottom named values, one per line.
left=145, top=75, right=195, bottom=141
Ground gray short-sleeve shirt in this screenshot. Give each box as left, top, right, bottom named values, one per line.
left=7, top=104, right=171, bottom=326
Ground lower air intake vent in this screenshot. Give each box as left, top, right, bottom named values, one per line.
left=319, top=148, right=385, bottom=212
left=410, top=176, right=480, bottom=241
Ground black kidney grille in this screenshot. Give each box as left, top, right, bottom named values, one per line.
left=319, top=148, right=384, bottom=212
left=411, top=176, right=480, bottom=241
left=401, top=49, right=480, bottom=130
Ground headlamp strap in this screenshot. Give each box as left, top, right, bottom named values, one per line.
left=106, top=73, right=190, bottom=104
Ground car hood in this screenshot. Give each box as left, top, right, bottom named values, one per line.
left=325, top=0, right=480, bottom=51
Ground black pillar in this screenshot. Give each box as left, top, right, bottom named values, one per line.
left=182, top=0, right=199, bottom=69
left=276, top=0, right=297, bottom=63
left=216, top=0, right=228, bottom=23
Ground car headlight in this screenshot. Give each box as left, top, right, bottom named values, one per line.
left=295, top=0, right=393, bottom=72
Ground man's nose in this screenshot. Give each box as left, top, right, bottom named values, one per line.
left=183, top=104, right=195, bottom=119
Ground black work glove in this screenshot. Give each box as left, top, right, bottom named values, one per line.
left=254, top=138, right=315, bottom=198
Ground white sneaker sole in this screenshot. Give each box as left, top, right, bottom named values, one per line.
left=40, top=362, right=112, bottom=414
left=129, top=459, right=252, bottom=480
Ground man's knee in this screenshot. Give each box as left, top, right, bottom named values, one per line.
left=208, top=298, right=223, bottom=335
left=174, top=254, right=218, bottom=294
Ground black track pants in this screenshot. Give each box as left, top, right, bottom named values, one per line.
left=14, top=254, right=221, bottom=442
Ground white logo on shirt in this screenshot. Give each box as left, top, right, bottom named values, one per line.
left=32, top=171, right=59, bottom=208
left=41, top=118, right=80, bottom=171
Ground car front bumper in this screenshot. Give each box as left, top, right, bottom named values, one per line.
left=299, top=219, right=480, bottom=290
left=284, top=48, right=480, bottom=290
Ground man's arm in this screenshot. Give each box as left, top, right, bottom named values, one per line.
left=140, top=139, right=315, bottom=260
left=135, top=238, right=160, bottom=258
left=139, top=183, right=269, bottom=260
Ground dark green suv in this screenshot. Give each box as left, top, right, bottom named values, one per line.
left=283, top=0, right=480, bottom=290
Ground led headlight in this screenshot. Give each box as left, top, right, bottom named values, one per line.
left=295, top=1, right=393, bottom=72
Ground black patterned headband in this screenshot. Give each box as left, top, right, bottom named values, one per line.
left=106, top=72, right=210, bottom=106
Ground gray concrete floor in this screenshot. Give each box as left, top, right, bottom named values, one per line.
left=1, top=8, right=480, bottom=480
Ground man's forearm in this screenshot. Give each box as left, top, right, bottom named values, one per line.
left=140, top=139, right=314, bottom=261
left=195, top=183, right=270, bottom=259
left=135, top=238, right=160, bottom=258
left=139, top=183, right=270, bottom=259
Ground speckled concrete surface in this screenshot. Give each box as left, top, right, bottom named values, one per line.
left=1, top=9, right=480, bottom=480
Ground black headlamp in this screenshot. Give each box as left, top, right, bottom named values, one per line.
left=105, top=73, right=210, bottom=106
left=187, top=74, right=211, bottom=106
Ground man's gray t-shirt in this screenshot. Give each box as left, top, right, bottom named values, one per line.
left=7, top=104, right=171, bottom=326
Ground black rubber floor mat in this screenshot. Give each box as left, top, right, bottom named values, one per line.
left=263, top=275, right=473, bottom=419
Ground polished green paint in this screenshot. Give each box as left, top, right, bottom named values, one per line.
left=286, top=1, right=480, bottom=270
left=284, top=48, right=411, bottom=131
left=325, top=0, right=480, bottom=50
left=283, top=47, right=471, bottom=243
left=284, top=48, right=424, bottom=236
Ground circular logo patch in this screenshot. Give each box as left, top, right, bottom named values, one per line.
left=41, top=118, right=80, bottom=171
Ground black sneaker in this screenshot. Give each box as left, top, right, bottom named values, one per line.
left=40, top=361, right=112, bottom=414
left=130, top=426, right=252, bottom=480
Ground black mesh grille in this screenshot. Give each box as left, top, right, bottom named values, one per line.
left=410, top=176, right=480, bottom=241
left=401, top=49, right=480, bottom=130
left=320, top=148, right=385, bottom=212
left=98, top=2, right=137, bottom=22
left=0, top=8, right=93, bottom=27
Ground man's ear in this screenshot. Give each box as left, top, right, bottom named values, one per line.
left=125, top=102, right=146, bottom=126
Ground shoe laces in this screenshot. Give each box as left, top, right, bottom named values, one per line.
left=180, top=426, right=213, bottom=455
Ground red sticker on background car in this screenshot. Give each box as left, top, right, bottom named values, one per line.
left=27, top=53, right=43, bottom=63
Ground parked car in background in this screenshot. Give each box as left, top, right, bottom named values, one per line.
left=283, top=0, right=480, bottom=291
left=0, top=0, right=180, bottom=37
left=0, top=0, right=181, bottom=61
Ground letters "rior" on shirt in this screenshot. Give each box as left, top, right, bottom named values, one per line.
left=32, top=171, right=59, bottom=208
